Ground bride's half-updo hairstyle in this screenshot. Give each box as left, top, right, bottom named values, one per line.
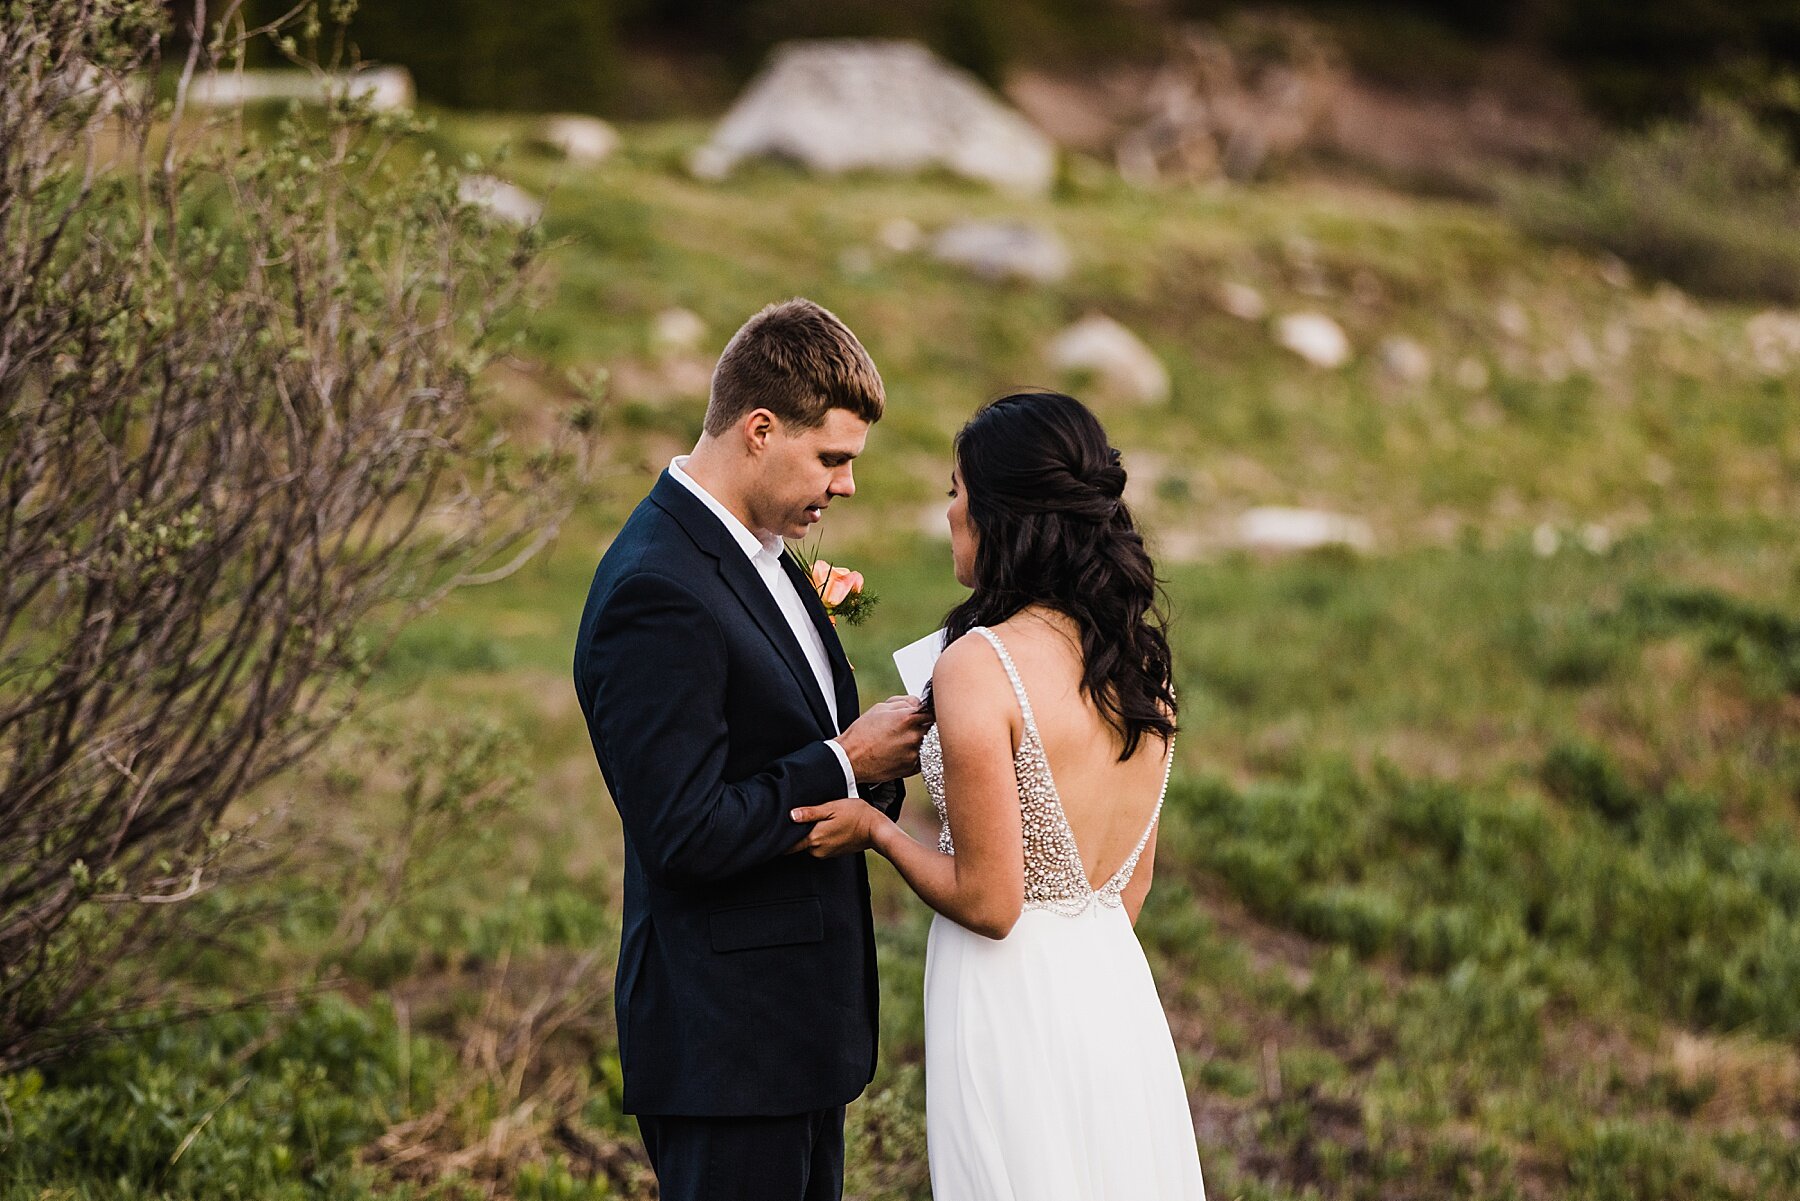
left=941, top=391, right=1176, bottom=760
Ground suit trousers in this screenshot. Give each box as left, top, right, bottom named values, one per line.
left=636, top=1106, right=846, bottom=1201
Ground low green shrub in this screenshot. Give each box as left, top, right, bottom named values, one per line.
left=1508, top=100, right=1800, bottom=304
left=1617, top=584, right=1800, bottom=695
left=378, top=623, right=513, bottom=682
left=1541, top=741, right=1641, bottom=826
left=1166, top=744, right=1800, bottom=1036
left=0, top=996, right=439, bottom=1199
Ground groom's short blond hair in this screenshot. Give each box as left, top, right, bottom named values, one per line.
left=703, top=299, right=885, bottom=436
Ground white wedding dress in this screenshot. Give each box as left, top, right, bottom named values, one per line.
left=921, top=627, right=1206, bottom=1200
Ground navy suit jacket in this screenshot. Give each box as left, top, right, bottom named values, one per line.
left=572, top=471, right=903, bottom=1117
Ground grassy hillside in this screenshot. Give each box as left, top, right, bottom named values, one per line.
left=3, top=113, right=1796, bottom=1200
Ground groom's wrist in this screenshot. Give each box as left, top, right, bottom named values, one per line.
left=826, top=738, right=859, bottom=798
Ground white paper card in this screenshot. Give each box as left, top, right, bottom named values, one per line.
left=892, top=629, right=947, bottom=698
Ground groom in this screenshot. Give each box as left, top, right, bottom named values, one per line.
left=572, top=299, right=927, bottom=1201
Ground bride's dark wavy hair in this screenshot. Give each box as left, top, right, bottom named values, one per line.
left=940, top=391, right=1176, bottom=760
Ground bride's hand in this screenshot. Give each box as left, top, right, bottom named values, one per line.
left=788, top=799, right=889, bottom=858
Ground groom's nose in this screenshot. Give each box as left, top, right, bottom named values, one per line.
left=829, top=464, right=855, bottom=498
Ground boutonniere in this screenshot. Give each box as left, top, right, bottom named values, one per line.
left=790, top=542, right=878, bottom=626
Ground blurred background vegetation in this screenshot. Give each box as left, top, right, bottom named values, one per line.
left=193, top=0, right=1800, bottom=123
left=4, top=0, right=1798, bottom=1198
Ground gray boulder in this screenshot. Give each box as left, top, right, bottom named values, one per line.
left=1047, top=315, right=1170, bottom=404
left=537, top=115, right=619, bottom=165
left=457, top=176, right=542, bottom=228
left=1275, top=312, right=1350, bottom=368
left=931, top=221, right=1071, bottom=284
left=1236, top=507, right=1373, bottom=553
left=188, top=66, right=413, bottom=112
left=651, top=308, right=708, bottom=355
left=690, top=40, right=1056, bottom=195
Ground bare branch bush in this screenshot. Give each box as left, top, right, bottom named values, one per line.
left=0, top=0, right=579, bottom=1068
left=316, top=712, right=528, bottom=975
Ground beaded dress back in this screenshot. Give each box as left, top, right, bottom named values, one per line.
left=921, top=626, right=1173, bottom=916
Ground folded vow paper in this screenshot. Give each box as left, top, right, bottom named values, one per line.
left=892, top=629, right=947, bottom=698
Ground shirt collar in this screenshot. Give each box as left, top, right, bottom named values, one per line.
left=669, top=456, right=783, bottom=563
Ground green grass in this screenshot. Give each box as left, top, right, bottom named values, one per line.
left=6, top=110, right=1798, bottom=1198
left=0, top=997, right=436, bottom=1200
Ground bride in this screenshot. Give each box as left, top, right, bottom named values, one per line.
left=792, top=391, right=1206, bottom=1198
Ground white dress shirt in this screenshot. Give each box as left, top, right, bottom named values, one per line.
left=669, top=456, right=859, bottom=797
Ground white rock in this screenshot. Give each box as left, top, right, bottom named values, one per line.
left=189, top=66, right=414, bottom=112
left=1275, top=312, right=1350, bottom=369
left=690, top=40, right=1056, bottom=194
left=651, top=308, right=707, bottom=354
left=457, top=175, right=542, bottom=228
left=931, top=220, right=1071, bottom=284
left=1579, top=523, right=1614, bottom=555
left=1218, top=281, right=1267, bottom=321
left=1236, top=507, right=1373, bottom=553
left=1047, top=314, right=1170, bottom=405
left=1746, top=310, right=1800, bottom=374
left=55, top=62, right=146, bottom=114
left=877, top=217, right=923, bottom=253
left=1532, top=523, right=1560, bottom=557
left=538, top=114, right=619, bottom=165
left=348, top=67, right=415, bottom=112
left=1376, top=335, right=1431, bottom=383
left=1495, top=301, right=1530, bottom=339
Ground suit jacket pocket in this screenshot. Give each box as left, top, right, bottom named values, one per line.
left=709, top=897, right=825, bottom=953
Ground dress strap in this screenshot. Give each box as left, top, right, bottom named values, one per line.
left=1101, top=738, right=1174, bottom=897
left=968, top=626, right=1042, bottom=744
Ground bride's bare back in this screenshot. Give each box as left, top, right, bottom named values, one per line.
left=985, top=610, right=1172, bottom=890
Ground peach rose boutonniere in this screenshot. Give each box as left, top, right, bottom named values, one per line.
left=798, top=554, right=877, bottom=626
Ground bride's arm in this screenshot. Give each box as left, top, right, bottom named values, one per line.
left=792, top=635, right=1026, bottom=939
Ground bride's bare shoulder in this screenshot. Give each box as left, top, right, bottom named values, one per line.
left=933, top=631, right=1025, bottom=718
left=932, top=629, right=1009, bottom=694
left=931, top=631, right=1022, bottom=751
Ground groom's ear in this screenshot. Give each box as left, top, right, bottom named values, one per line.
left=740, top=408, right=777, bottom=456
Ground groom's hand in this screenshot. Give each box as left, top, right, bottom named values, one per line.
left=836, top=695, right=930, bottom=784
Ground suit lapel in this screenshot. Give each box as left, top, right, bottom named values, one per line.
left=781, top=550, right=859, bottom=733
left=649, top=472, right=838, bottom=738
left=716, top=551, right=838, bottom=736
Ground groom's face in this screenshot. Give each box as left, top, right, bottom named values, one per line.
left=747, top=407, right=870, bottom=540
